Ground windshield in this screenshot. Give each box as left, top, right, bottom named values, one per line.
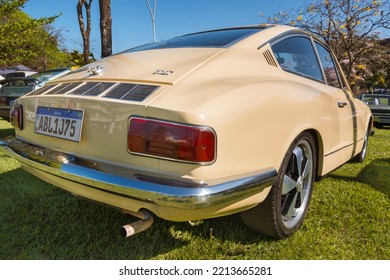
left=124, top=27, right=265, bottom=53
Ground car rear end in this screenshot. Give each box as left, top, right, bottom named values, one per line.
left=1, top=28, right=281, bottom=224
left=3, top=81, right=275, bottom=222
left=1, top=26, right=289, bottom=235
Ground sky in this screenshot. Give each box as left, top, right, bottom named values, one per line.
left=22, top=0, right=303, bottom=58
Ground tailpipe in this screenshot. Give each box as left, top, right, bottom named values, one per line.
left=120, top=210, right=154, bottom=238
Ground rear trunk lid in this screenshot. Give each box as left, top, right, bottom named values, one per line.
left=14, top=48, right=225, bottom=171
left=54, top=48, right=226, bottom=85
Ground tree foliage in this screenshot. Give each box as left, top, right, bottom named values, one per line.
left=0, top=0, right=69, bottom=70
left=261, top=0, right=390, bottom=92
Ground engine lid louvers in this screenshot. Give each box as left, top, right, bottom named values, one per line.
left=26, top=82, right=160, bottom=102
left=50, top=83, right=83, bottom=94
left=103, top=83, right=138, bottom=99
left=119, top=84, right=159, bottom=102
left=71, top=82, right=115, bottom=96
left=28, top=84, right=57, bottom=96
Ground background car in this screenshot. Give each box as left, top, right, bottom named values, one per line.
left=0, top=68, right=70, bottom=120
left=0, top=25, right=372, bottom=239
left=360, top=94, right=390, bottom=128
left=0, top=64, right=36, bottom=80
left=0, top=70, right=37, bottom=85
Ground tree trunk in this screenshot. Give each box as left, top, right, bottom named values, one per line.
left=76, top=0, right=93, bottom=64
left=99, top=0, right=112, bottom=57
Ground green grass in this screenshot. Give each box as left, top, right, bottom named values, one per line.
left=0, top=119, right=389, bottom=260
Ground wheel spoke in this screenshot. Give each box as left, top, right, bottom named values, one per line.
left=283, top=192, right=298, bottom=220
left=292, top=146, right=304, bottom=176
left=282, top=175, right=297, bottom=195
left=301, top=157, right=312, bottom=180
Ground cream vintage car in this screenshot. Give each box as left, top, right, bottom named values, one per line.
left=0, top=25, right=372, bottom=239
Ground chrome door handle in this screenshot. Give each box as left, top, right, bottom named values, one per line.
left=338, top=102, right=348, bottom=108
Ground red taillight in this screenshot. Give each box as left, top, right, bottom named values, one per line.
left=10, top=105, right=23, bottom=129
left=128, top=117, right=216, bottom=163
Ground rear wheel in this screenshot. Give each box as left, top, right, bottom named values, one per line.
left=241, top=132, right=317, bottom=239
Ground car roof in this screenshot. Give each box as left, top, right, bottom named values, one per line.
left=124, top=25, right=280, bottom=53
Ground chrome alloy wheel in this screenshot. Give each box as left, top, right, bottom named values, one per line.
left=281, top=139, right=314, bottom=228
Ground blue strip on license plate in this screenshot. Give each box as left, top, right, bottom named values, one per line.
left=34, top=107, right=84, bottom=142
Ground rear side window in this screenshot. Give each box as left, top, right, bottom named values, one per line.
left=272, top=36, right=323, bottom=81
left=315, top=42, right=341, bottom=88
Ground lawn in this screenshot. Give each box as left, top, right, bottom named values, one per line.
left=0, top=119, right=389, bottom=260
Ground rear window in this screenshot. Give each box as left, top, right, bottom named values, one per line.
left=124, top=28, right=264, bottom=52
left=272, top=36, right=323, bottom=81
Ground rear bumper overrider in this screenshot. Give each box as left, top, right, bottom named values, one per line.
left=0, top=136, right=277, bottom=219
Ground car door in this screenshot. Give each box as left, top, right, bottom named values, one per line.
left=314, top=42, right=356, bottom=163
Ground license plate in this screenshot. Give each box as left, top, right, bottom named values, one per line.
left=34, top=107, right=84, bottom=142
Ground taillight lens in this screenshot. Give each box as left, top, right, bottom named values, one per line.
left=10, top=105, right=23, bottom=129
left=128, top=117, right=216, bottom=163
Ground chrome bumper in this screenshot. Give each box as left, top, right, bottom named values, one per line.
left=0, top=136, right=277, bottom=211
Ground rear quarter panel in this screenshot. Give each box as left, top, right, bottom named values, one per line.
left=146, top=46, right=343, bottom=183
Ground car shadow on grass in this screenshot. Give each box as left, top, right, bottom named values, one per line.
left=329, top=158, right=390, bottom=197
left=0, top=168, right=196, bottom=259
left=0, top=126, right=14, bottom=138
left=0, top=167, right=272, bottom=259
left=356, top=158, right=390, bottom=197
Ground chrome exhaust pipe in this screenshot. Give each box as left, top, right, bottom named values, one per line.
left=120, top=210, right=154, bottom=238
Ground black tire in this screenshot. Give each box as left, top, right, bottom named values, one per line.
left=241, top=131, right=317, bottom=239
